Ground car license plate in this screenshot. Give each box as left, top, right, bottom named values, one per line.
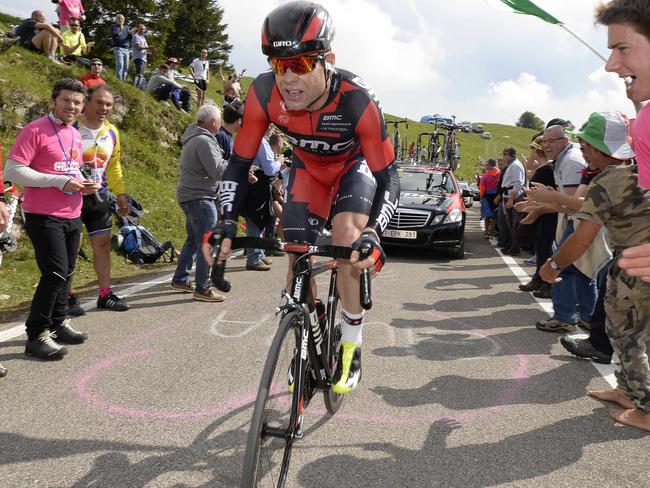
left=384, top=229, right=417, bottom=239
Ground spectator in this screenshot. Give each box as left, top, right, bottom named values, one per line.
left=78, top=58, right=106, bottom=89
left=596, top=0, right=650, bottom=283
left=216, top=100, right=244, bottom=162
left=165, top=57, right=182, bottom=79
left=517, top=135, right=556, bottom=297
left=189, top=49, right=210, bottom=107
left=67, top=85, right=130, bottom=315
left=244, top=130, right=281, bottom=271
left=269, top=132, right=286, bottom=241
left=219, top=65, right=245, bottom=105
left=55, top=0, right=85, bottom=32
left=534, top=124, right=596, bottom=333
left=131, top=24, right=149, bottom=88
left=493, top=156, right=509, bottom=249
left=13, top=10, right=64, bottom=64
left=170, top=105, right=227, bottom=302
left=110, top=13, right=131, bottom=81
left=0, top=160, right=9, bottom=376
left=539, top=111, right=649, bottom=432
left=59, top=17, right=94, bottom=66
left=4, top=79, right=98, bottom=360
left=146, top=64, right=191, bottom=112
left=499, top=147, right=526, bottom=255
left=479, top=158, right=500, bottom=239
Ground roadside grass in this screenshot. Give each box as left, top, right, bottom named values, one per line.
left=0, top=14, right=533, bottom=321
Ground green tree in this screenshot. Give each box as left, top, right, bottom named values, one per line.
left=515, top=111, right=545, bottom=131
left=82, top=0, right=186, bottom=71
left=163, top=0, right=232, bottom=68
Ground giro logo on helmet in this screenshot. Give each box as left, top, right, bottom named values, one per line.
left=273, top=41, right=294, bottom=47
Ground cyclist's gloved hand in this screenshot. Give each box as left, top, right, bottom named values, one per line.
left=202, top=220, right=237, bottom=266
left=351, top=232, right=386, bottom=275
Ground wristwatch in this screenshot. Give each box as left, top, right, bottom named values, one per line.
left=549, top=259, right=562, bottom=271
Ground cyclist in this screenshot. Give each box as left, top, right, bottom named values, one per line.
left=203, top=1, right=399, bottom=394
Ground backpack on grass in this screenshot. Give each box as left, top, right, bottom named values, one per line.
left=111, top=221, right=174, bottom=265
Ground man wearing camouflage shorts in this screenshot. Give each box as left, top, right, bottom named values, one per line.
left=540, top=112, right=650, bottom=432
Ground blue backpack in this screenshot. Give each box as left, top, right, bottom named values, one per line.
left=112, top=223, right=174, bottom=265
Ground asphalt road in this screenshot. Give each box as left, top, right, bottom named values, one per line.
left=1, top=207, right=648, bottom=488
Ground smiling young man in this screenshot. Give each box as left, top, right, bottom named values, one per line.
left=595, top=0, right=650, bottom=283
left=203, top=1, right=399, bottom=394
left=4, top=79, right=100, bottom=360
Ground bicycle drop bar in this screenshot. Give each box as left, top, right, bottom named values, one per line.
left=211, top=236, right=372, bottom=309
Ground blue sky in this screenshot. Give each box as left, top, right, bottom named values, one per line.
left=4, top=0, right=634, bottom=127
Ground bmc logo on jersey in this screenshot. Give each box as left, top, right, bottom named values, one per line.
left=273, top=40, right=293, bottom=47
left=285, top=134, right=355, bottom=153
left=322, top=114, right=343, bottom=121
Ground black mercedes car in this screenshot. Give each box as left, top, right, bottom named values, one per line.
left=382, top=166, right=468, bottom=258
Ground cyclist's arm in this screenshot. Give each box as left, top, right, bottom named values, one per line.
left=356, top=101, right=400, bottom=237
left=219, top=78, right=271, bottom=222
left=104, top=128, right=127, bottom=196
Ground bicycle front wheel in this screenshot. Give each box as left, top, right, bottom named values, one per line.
left=323, top=291, right=344, bottom=414
left=241, top=311, right=301, bottom=488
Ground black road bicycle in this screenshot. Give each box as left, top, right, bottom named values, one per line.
left=385, top=119, right=408, bottom=162
left=212, top=237, right=372, bottom=487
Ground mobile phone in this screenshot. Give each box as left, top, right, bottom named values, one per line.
left=82, top=181, right=96, bottom=186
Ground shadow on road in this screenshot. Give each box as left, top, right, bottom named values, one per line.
left=297, top=409, right=644, bottom=488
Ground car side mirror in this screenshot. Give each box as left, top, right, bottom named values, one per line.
left=462, top=189, right=471, bottom=198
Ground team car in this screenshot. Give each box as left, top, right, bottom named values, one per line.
left=382, top=166, right=468, bottom=259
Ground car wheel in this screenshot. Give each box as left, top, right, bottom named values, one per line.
left=450, top=237, right=465, bottom=259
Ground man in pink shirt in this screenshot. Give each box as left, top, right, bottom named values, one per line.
left=597, top=1, right=650, bottom=283
left=4, top=78, right=99, bottom=360
left=56, top=0, right=85, bottom=31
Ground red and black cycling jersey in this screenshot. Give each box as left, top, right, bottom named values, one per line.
left=219, top=68, right=400, bottom=235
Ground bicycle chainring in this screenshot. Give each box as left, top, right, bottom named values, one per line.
left=0, top=234, right=17, bottom=253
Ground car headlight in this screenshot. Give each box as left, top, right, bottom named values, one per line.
left=431, top=214, right=445, bottom=225
left=446, top=208, right=463, bottom=223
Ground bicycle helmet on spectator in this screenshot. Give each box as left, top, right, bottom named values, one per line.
left=261, top=1, right=335, bottom=58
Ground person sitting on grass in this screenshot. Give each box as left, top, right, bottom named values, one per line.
left=59, top=17, right=94, bottom=66
left=13, top=10, right=64, bottom=64
left=539, top=111, right=650, bottom=433
left=146, top=64, right=190, bottom=113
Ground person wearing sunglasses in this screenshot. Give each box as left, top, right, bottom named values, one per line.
left=78, top=58, right=106, bottom=89
left=59, top=17, right=95, bottom=66
left=204, top=1, right=400, bottom=395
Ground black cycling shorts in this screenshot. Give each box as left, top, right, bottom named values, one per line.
left=194, top=79, right=207, bottom=91
left=282, top=154, right=377, bottom=244
left=81, top=195, right=113, bottom=237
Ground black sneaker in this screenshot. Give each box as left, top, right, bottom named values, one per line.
left=50, top=319, right=88, bottom=344
left=519, top=279, right=540, bottom=292
left=0, top=363, right=6, bottom=377
left=25, top=332, right=68, bottom=360
left=560, top=336, right=612, bottom=364
left=97, top=292, right=129, bottom=311
left=66, top=294, right=86, bottom=317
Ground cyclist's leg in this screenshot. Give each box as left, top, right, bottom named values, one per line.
left=329, top=156, right=377, bottom=393
left=281, top=155, right=332, bottom=292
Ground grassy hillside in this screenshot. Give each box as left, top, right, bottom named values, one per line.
left=0, top=15, right=533, bottom=320
left=0, top=39, right=246, bottom=320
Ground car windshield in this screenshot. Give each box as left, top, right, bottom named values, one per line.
left=399, top=171, right=455, bottom=193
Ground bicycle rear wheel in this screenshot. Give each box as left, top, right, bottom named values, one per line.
left=323, top=291, right=344, bottom=414
left=242, top=311, right=302, bottom=488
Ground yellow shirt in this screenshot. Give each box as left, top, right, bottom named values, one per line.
left=60, top=30, right=86, bottom=56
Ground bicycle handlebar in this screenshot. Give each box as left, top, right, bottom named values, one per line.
left=210, top=236, right=372, bottom=309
